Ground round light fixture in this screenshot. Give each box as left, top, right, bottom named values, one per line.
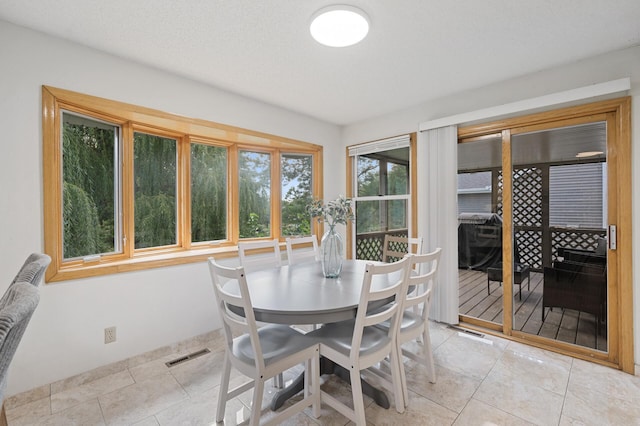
left=310, top=5, right=370, bottom=47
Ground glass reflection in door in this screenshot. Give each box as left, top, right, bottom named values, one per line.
left=511, top=122, right=608, bottom=351
left=457, top=135, right=504, bottom=328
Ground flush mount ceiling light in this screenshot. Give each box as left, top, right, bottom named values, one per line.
left=310, top=5, right=370, bottom=47
left=575, top=151, right=604, bottom=158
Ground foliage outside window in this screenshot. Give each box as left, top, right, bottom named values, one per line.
left=355, top=153, right=409, bottom=234
left=134, top=132, right=178, bottom=249
left=62, top=112, right=119, bottom=259
left=43, top=86, right=322, bottom=282
left=239, top=151, right=272, bottom=238
left=281, top=153, right=313, bottom=236
left=190, top=143, right=227, bottom=242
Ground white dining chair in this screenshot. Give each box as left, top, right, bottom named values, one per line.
left=307, top=256, right=412, bottom=424
left=285, top=235, right=319, bottom=264
left=382, top=235, right=423, bottom=263
left=238, top=239, right=282, bottom=272
left=375, top=248, right=441, bottom=407
left=207, top=258, right=321, bottom=426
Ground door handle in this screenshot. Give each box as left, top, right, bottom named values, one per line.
left=608, top=225, right=617, bottom=250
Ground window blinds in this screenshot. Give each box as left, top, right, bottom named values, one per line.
left=348, top=134, right=410, bottom=157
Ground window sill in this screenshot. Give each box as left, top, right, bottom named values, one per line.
left=46, top=246, right=241, bottom=283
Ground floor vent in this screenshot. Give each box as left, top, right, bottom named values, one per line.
left=448, top=325, right=485, bottom=338
left=165, top=348, right=210, bottom=368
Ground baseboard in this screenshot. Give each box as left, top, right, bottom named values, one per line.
left=4, top=329, right=223, bottom=411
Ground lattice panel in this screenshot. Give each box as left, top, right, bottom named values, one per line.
left=513, top=167, right=542, bottom=227
left=356, top=232, right=408, bottom=261
left=386, top=236, right=411, bottom=262
left=515, top=230, right=542, bottom=270
left=355, top=237, right=382, bottom=261
left=551, top=230, right=607, bottom=262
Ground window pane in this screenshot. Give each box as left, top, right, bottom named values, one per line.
left=239, top=151, right=271, bottom=238
left=62, top=112, right=119, bottom=259
left=356, top=199, right=407, bottom=233
left=191, top=143, right=227, bottom=242
left=549, top=162, right=605, bottom=228
left=281, top=153, right=313, bottom=236
left=388, top=199, right=407, bottom=229
left=457, top=171, right=493, bottom=214
left=357, top=156, right=380, bottom=196
left=134, top=132, right=177, bottom=248
left=387, top=162, right=408, bottom=195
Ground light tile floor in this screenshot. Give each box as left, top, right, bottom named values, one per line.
left=6, top=322, right=640, bottom=425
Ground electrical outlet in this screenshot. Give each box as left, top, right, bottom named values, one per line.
left=104, top=326, right=116, bottom=344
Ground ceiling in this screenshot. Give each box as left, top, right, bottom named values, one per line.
left=1, top=1, right=639, bottom=125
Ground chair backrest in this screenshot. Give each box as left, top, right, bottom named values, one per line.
left=286, top=235, right=319, bottom=264
left=238, top=239, right=282, bottom=272
left=1, top=254, right=50, bottom=315
left=10, top=253, right=51, bottom=287
left=382, top=235, right=424, bottom=263
left=0, top=282, right=40, bottom=403
left=207, top=258, right=266, bottom=371
left=351, top=256, right=411, bottom=363
left=406, top=248, right=442, bottom=321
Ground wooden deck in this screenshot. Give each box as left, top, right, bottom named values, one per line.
left=458, top=268, right=607, bottom=351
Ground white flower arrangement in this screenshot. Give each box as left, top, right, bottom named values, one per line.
left=307, top=195, right=354, bottom=227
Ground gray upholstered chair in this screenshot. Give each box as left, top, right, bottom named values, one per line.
left=0, top=253, right=50, bottom=425
left=10, top=253, right=50, bottom=286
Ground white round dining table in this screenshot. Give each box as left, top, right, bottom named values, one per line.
left=227, top=258, right=400, bottom=325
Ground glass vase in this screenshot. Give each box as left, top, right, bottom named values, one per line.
left=321, top=225, right=344, bottom=278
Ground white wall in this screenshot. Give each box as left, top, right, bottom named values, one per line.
left=343, top=45, right=640, bottom=369
left=0, top=20, right=342, bottom=396
left=2, top=17, right=638, bottom=396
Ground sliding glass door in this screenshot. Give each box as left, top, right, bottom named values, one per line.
left=456, top=98, right=632, bottom=370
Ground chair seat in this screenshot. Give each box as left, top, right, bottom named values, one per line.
left=233, top=324, right=315, bottom=366
left=307, top=320, right=392, bottom=358
left=487, top=262, right=531, bottom=300
left=376, top=310, right=423, bottom=335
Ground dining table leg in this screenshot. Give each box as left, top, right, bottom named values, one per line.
left=270, top=357, right=390, bottom=411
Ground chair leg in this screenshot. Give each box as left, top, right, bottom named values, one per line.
left=216, top=353, right=232, bottom=423
left=518, top=282, right=522, bottom=300
left=350, top=368, right=367, bottom=426
left=249, top=379, right=265, bottom=426
left=392, top=343, right=407, bottom=412
left=273, top=372, right=284, bottom=388
left=310, top=348, right=321, bottom=419
left=423, top=328, right=436, bottom=384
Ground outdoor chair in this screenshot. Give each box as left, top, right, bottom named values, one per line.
left=486, top=242, right=530, bottom=300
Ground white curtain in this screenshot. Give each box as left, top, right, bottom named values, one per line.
left=417, top=125, right=459, bottom=324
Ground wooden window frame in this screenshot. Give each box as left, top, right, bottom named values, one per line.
left=345, top=133, right=418, bottom=258
left=43, top=86, right=323, bottom=282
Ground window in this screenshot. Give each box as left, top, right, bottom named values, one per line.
left=281, top=153, right=313, bottom=236
left=43, top=86, right=322, bottom=281
left=134, top=131, right=178, bottom=249
left=61, top=112, right=120, bottom=260
left=238, top=150, right=272, bottom=238
left=347, top=134, right=416, bottom=260
left=190, top=142, right=227, bottom=243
